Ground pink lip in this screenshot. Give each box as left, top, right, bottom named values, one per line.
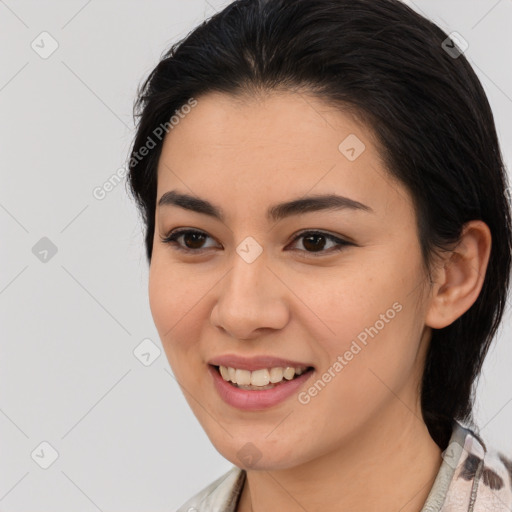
left=208, top=364, right=315, bottom=411
left=207, top=354, right=313, bottom=371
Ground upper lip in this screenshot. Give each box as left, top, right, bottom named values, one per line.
left=208, top=354, right=314, bottom=372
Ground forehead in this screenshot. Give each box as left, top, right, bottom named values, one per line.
left=155, top=91, right=412, bottom=223
left=159, top=91, right=376, bottom=165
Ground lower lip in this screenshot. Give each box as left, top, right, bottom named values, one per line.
left=208, top=364, right=314, bottom=411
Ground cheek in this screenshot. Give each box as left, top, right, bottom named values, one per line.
left=148, top=259, right=214, bottom=377
left=148, top=261, right=195, bottom=358
left=332, top=302, right=420, bottom=404
left=309, top=267, right=418, bottom=393
left=301, top=267, right=385, bottom=341
left=148, top=262, right=174, bottom=332
left=148, top=258, right=197, bottom=329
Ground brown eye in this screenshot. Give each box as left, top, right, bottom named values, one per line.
left=180, top=231, right=207, bottom=249
left=302, top=233, right=327, bottom=252
left=288, top=230, right=352, bottom=257
left=160, top=229, right=219, bottom=253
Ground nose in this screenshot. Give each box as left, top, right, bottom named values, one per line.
left=210, top=251, right=289, bottom=340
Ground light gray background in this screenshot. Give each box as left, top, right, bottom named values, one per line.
left=0, top=1, right=511, bottom=510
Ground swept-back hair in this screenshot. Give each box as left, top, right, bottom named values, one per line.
left=126, top=0, right=512, bottom=450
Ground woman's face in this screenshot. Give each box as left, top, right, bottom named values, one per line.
left=149, top=91, right=434, bottom=470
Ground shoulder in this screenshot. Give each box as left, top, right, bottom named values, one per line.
left=176, top=466, right=246, bottom=512
left=469, top=442, right=512, bottom=511
left=441, top=422, right=512, bottom=512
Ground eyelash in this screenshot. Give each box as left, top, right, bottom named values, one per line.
left=159, top=228, right=353, bottom=257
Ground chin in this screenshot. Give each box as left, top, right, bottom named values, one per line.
left=210, top=436, right=305, bottom=471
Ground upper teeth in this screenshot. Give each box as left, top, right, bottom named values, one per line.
left=218, top=365, right=308, bottom=386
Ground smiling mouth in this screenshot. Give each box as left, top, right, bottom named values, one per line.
left=211, top=364, right=315, bottom=390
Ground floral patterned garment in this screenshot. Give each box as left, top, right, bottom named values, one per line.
left=177, top=421, right=512, bottom=512
left=425, top=421, right=512, bottom=512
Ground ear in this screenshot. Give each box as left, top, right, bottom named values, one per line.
left=425, top=220, right=492, bottom=329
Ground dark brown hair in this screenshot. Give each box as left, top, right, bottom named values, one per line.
left=126, top=0, right=512, bottom=450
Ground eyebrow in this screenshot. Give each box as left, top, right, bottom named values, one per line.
left=157, top=190, right=373, bottom=223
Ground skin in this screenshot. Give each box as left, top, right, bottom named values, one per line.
left=148, top=91, right=492, bottom=512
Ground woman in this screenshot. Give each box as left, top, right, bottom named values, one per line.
left=126, top=0, right=512, bottom=510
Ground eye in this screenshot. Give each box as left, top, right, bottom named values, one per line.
left=159, top=228, right=219, bottom=253
left=159, top=228, right=353, bottom=256
left=288, top=230, right=353, bottom=257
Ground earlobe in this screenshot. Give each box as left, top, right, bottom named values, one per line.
left=425, top=220, right=492, bottom=330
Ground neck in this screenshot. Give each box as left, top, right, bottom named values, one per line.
left=237, top=405, right=443, bottom=512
